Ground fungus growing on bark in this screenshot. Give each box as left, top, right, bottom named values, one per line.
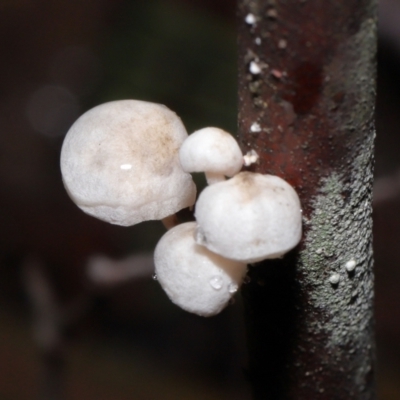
left=195, top=172, right=302, bottom=263
left=154, top=222, right=247, bottom=317
left=60, top=100, right=196, bottom=226
left=179, top=127, right=243, bottom=184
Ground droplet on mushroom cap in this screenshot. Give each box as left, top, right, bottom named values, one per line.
left=60, top=100, right=196, bottom=226
left=154, top=222, right=247, bottom=317
left=195, top=172, right=302, bottom=263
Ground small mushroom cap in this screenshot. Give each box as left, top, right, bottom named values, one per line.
left=195, top=172, right=302, bottom=263
left=154, top=222, right=247, bottom=317
left=179, top=127, right=243, bottom=177
left=60, top=100, right=196, bottom=226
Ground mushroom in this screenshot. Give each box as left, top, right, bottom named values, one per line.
left=60, top=100, right=196, bottom=226
left=154, top=222, right=247, bottom=317
left=179, top=127, right=243, bottom=184
left=194, top=171, right=302, bottom=263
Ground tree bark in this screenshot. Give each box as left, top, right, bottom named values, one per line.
left=238, top=0, right=377, bottom=399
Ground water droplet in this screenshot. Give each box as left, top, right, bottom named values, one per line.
left=195, top=226, right=207, bottom=245
left=120, top=163, right=132, bottom=170
left=228, top=283, right=238, bottom=293
left=243, top=275, right=251, bottom=284
left=152, top=273, right=158, bottom=281
left=209, top=276, right=223, bottom=290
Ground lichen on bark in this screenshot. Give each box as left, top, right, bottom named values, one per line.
left=238, top=0, right=377, bottom=398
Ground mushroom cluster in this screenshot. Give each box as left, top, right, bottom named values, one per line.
left=60, top=99, right=302, bottom=317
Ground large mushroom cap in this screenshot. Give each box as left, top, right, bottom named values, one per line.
left=154, top=222, right=246, bottom=317
left=195, top=172, right=302, bottom=263
left=60, top=100, right=196, bottom=226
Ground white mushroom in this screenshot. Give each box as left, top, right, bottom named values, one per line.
left=60, top=100, right=196, bottom=226
left=154, top=222, right=247, bottom=317
left=179, top=127, right=243, bottom=185
left=194, top=171, right=302, bottom=263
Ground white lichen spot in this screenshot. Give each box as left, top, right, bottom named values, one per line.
left=250, top=122, right=262, bottom=132
left=120, top=163, right=132, bottom=170
left=249, top=61, right=262, bottom=75
left=345, top=259, right=357, bottom=272
left=329, top=273, right=340, bottom=285
left=243, top=150, right=259, bottom=166
left=245, top=13, right=256, bottom=25
left=228, top=283, right=238, bottom=293
left=255, top=37, right=262, bottom=45
left=278, top=39, right=287, bottom=49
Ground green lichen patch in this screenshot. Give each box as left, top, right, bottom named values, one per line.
left=298, top=128, right=375, bottom=392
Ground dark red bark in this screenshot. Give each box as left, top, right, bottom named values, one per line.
left=238, top=0, right=377, bottom=398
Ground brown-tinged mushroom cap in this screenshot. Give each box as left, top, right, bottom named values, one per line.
left=60, top=100, right=196, bottom=226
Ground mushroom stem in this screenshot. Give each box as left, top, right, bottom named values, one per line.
left=205, top=172, right=226, bottom=185
left=161, top=214, right=179, bottom=230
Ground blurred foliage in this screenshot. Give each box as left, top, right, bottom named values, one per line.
left=86, top=0, right=237, bottom=215
left=94, top=0, right=237, bottom=135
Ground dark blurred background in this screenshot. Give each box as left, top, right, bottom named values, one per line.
left=0, top=0, right=399, bottom=399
